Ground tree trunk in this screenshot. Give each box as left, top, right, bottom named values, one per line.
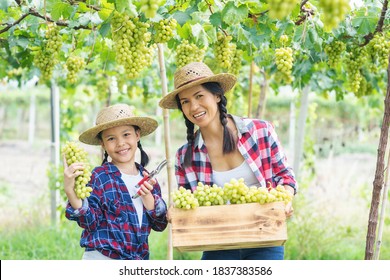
left=255, top=69, right=268, bottom=119
left=157, top=43, right=175, bottom=260
left=365, top=54, right=390, bottom=259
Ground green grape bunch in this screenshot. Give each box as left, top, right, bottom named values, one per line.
left=268, top=0, right=300, bottom=20
left=139, top=0, right=163, bottom=18
left=345, top=46, right=368, bottom=94
left=175, top=39, right=205, bottom=68
left=229, top=48, right=243, bottom=76
left=65, top=56, right=86, bottom=84
left=214, top=32, right=235, bottom=69
left=368, top=33, right=390, bottom=69
left=171, top=186, right=199, bottom=209
left=111, top=11, right=154, bottom=79
left=193, top=182, right=226, bottom=206
left=318, top=0, right=351, bottom=32
left=275, top=46, right=294, bottom=84
left=154, top=18, right=177, bottom=43
left=324, top=40, right=346, bottom=68
left=62, top=141, right=93, bottom=199
left=33, top=25, right=63, bottom=82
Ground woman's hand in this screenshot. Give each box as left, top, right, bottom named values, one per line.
left=285, top=201, right=294, bottom=218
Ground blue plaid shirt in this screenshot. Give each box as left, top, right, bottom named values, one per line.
left=65, top=162, right=168, bottom=260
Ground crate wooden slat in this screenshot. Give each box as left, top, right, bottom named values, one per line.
left=171, top=201, right=287, bottom=252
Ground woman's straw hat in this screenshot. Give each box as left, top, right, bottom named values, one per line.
left=159, top=62, right=237, bottom=109
left=79, top=103, right=158, bottom=145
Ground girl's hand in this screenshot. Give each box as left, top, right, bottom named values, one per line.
left=63, top=155, right=83, bottom=209
left=138, top=171, right=156, bottom=210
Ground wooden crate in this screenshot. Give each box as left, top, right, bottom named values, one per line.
left=171, top=201, right=287, bottom=252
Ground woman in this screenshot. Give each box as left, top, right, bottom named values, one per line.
left=160, top=62, right=297, bottom=260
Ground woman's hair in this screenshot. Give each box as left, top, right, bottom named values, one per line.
left=175, top=82, right=236, bottom=167
left=98, top=125, right=149, bottom=167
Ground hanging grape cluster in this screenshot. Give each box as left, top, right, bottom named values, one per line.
left=214, top=32, right=236, bottom=69
left=175, top=39, right=205, bottom=68
left=111, top=11, right=154, bottom=79
left=324, top=40, right=346, bottom=68
left=139, top=0, right=163, bottom=18
left=33, top=25, right=62, bottom=82
left=345, top=46, right=368, bottom=94
left=172, top=178, right=293, bottom=209
left=65, top=56, right=86, bottom=84
left=275, top=35, right=294, bottom=84
left=268, top=0, right=300, bottom=20
left=62, top=141, right=93, bottom=199
left=367, top=33, right=390, bottom=70
left=229, top=48, right=243, bottom=75
left=318, top=0, right=351, bottom=32
left=154, top=18, right=177, bottom=43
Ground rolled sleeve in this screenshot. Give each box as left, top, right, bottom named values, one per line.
left=66, top=199, right=89, bottom=218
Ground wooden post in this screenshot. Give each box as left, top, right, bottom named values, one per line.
left=50, top=80, right=60, bottom=226
left=293, top=85, right=310, bottom=179
left=157, top=43, right=175, bottom=260
left=247, top=61, right=254, bottom=117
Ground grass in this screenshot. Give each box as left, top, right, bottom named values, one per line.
left=1, top=205, right=389, bottom=260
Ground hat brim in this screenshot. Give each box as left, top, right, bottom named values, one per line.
left=159, top=73, right=237, bottom=109
left=79, top=117, right=158, bottom=145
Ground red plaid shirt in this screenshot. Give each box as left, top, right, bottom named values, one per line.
left=175, top=115, right=297, bottom=193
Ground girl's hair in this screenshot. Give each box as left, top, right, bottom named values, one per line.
left=98, top=125, right=149, bottom=167
left=175, top=82, right=236, bottom=167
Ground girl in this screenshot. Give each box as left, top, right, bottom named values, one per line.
left=159, top=62, right=297, bottom=260
left=63, top=103, right=168, bottom=260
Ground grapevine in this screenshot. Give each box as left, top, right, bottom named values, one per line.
left=229, top=48, right=243, bottom=76
left=62, top=141, right=93, bottom=199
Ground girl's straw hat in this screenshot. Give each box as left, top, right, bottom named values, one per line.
left=159, top=62, right=237, bottom=109
left=79, top=104, right=158, bottom=145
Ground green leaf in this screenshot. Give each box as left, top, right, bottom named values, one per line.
left=172, top=11, right=191, bottom=26
left=177, top=22, right=191, bottom=40
left=209, top=12, right=222, bottom=27
left=221, top=2, right=248, bottom=26
left=99, top=22, right=111, bottom=38
left=51, top=2, right=73, bottom=21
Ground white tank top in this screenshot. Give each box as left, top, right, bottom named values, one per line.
left=121, top=172, right=144, bottom=228
left=212, top=160, right=260, bottom=188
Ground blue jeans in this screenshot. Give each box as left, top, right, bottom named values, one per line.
left=201, top=246, right=284, bottom=260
